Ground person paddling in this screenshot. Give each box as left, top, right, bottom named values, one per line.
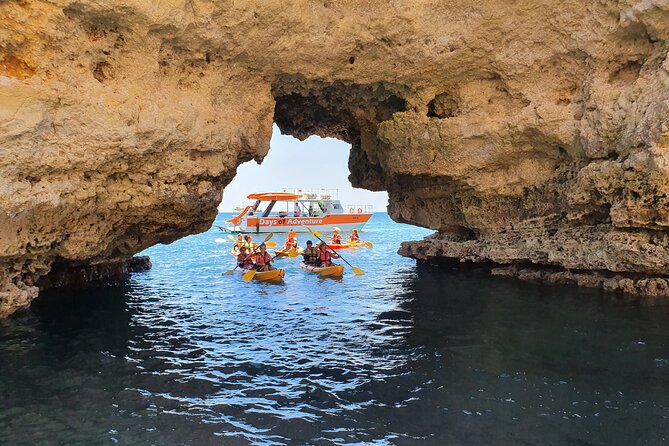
left=283, top=231, right=298, bottom=252
left=237, top=246, right=254, bottom=269
left=254, top=243, right=275, bottom=272
left=318, top=242, right=340, bottom=267
left=330, top=230, right=343, bottom=245
left=302, top=240, right=319, bottom=265
left=348, top=229, right=361, bottom=242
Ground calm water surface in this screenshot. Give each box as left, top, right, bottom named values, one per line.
left=1, top=213, right=669, bottom=445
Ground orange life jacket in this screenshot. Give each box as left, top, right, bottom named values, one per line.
left=238, top=254, right=253, bottom=268
left=319, top=250, right=331, bottom=262
left=255, top=251, right=271, bottom=265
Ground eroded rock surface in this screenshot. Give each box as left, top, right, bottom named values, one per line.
left=2, top=1, right=669, bottom=315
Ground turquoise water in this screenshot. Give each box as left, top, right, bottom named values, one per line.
left=1, top=213, right=669, bottom=444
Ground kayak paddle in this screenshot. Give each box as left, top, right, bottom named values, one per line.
left=224, top=256, right=249, bottom=275
left=306, top=227, right=364, bottom=275
left=242, top=268, right=257, bottom=281
left=224, top=265, right=239, bottom=275
left=227, top=235, right=237, bottom=242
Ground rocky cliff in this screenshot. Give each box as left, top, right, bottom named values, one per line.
left=2, top=0, right=669, bottom=316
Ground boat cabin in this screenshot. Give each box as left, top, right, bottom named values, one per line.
left=225, top=191, right=372, bottom=234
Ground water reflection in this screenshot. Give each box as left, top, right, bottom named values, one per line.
left=2, top=221, right=669, bottom=444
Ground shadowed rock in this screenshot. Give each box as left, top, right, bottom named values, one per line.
left=2, top=1, right=669, bottom=315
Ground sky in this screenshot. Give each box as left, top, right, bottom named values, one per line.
left=218, top=125, right=389, bottom=212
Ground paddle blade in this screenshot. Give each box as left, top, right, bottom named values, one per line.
left=242, top=269, right=256, bottom=281
left=224, top=269, right=235, bottom=275
left=288, top=250, right=300, bottom=258
left=265, top=241, right=277, bottom=247
left=263, top=232, right=274, bottom=243
left=351, top=266, right=365, bottom=276
left=227, top=235, right=237, bottom=242
left=365, top=241, right=374, bottom=247
left=310, top=229, right=322, bottom=237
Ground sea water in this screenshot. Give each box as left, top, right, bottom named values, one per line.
left=1, top=213, right=669, bottom=445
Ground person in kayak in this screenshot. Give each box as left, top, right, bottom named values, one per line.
left=348, top=229, right=361, bottom=242
left=236, top=246, right=254, bottom=269
left=230, top=234, right=244, bottom=256
left=243, top=235, right=257, bottom=253
left=302, top=240, right=319, bottom=265
left=330, top=230, right=343, bottom=245
left=318, top=242, right=340, bottom=267
left=283, top=231, right=299, bottom=252
left=254, top=243, right=275, bottom=271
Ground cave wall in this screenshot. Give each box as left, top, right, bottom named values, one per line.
left=2, top=0, right=669, bottom=315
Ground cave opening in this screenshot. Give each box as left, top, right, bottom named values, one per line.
left=223, top=76, right=409, bottom=214
left=219, top=125, right=389, bottom=214
left=270, top=75, right=408, bottom=192
left=34, top=78, right=412, bottom=299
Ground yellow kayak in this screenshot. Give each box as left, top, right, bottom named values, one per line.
left=273, top=247, right=303, bottom=258
left=239, top=268, right=285, bottom=282
left=300, top=262, right=344, bottom=277
left=327, top=241, right=371, bottom=249
left=347, top=241, right=371, bottom=248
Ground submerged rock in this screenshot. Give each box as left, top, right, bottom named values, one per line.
left=2, top=1, right=669, bottom=315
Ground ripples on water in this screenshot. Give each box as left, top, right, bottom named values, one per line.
left=1, top=213, right=669, bottom=445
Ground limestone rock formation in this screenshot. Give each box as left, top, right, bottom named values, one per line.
left=2, top=0, right=669, bottom=316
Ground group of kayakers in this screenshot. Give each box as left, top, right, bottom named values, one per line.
left=231, top=234, right=258, bottom=254
left=231, top=235, right=276, bottom=272
left=235, top=245, right=274, bottom=271
left=229, top=228, right=364, bottom=271
left=329, top=228, right=360, bottom=245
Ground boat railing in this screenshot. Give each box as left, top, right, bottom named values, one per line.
left=282, top=188, right=339, bottom=200
left=344, top=204, right=374, bottom=214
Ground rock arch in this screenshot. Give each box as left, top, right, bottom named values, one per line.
left=2, top=1, right=669, bottom=316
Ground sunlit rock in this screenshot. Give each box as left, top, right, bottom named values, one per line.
left=2, top=0, right=669, bottom=316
